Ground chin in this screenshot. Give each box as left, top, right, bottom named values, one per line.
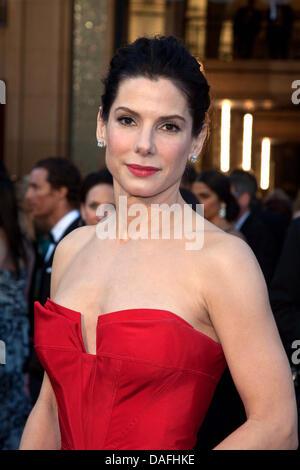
left=124, top=181, right=163, bottom=199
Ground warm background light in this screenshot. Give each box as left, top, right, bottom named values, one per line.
left=220, top=100, right=231, bottom=172
left=260, top=138, right=271, bottom=190
left=242, top=113, right=253, bottom=171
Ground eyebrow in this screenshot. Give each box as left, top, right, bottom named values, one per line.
left=114, top=106, right=187, bottom=123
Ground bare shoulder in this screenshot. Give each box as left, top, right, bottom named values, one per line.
left=184, top=209, right=259, bottom=281
left=202, top=218, right=259, bottom=273
left=198, top=219, right=271, bottom=327
left=55, top=224, right=96, bottom=255
left=50, top=225, right=96, bottom=297
left=195, top=218, right=268, bottom=304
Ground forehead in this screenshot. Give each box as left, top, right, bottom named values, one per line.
left=29, top=167, right=49, bottom=184
left=87, top=184, right=114, bottom=202
left=111, top=76, right=190, bottom=117
left=193, top=181, right=212, bottom=193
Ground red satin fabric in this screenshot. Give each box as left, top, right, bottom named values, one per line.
left=34, top=298, right=226, bottom=450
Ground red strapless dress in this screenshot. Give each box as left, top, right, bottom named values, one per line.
left=34, top=298, right=226, bottom=450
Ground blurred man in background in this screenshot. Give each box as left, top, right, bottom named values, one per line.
left=25, top=157, right=82, bottom=404
left=229, top=169, right=283, bottom=286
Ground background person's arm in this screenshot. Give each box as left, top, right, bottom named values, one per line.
left=202, top=236, right=298, bottom=450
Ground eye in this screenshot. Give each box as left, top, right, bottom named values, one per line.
left=89, top=203, right=100, bottom=210
left=161, top=123, right=180, bottom=133
left=117, top=116, right=135, bottom=126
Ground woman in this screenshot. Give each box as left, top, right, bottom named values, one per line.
left=192, top=169, right=245, bottom=240
left=80, top=168, right=115, bottom=225
left=0, top=175, right=31, bottom=449
left=20, top=36, right=297, bottom=450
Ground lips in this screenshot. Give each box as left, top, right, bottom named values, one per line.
left=126, top=164, right=160, bottom=171
left=126, top=164, right=160, bottom=178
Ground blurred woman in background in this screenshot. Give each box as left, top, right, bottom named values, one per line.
left=80, top=168, right=114, bottom=225
left=0, top=175, right=31, bottom=449
left=192, top=169, right=245, bottom=240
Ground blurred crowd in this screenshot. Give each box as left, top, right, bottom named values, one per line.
left=0, top=157, right=299, bottom=449
left=206, top=0, right=295, bottom=60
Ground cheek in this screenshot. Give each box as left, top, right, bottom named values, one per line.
left=157, top=135, right=190, bottom=161
left=88, top=207, right=97, bottom=217
left=206, top=198, right=221, bottom=217
left=36, top=191, right=48, bottom=206
left=84, top=207, right=98, bottom=224
left=106, top=125, right=190, bottom=165
left=204, top=197, right=215, bottom=212
left=106, top=126, right=135, bottom=160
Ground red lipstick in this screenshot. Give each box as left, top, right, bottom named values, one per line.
left=126, top=164, right=160, bottom=178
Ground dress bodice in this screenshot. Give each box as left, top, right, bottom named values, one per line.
left=34, top=298, right=226, bottom=450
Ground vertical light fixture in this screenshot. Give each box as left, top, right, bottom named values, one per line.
left=260, top=138, right=271, bottom=190
left=220, top=100, right=231, bottom=172
left=242, top=113, right=253, bottom=171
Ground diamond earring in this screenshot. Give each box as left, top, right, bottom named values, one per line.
left=97, top=140, right=105, bottom=148
left=219, top=204, right=226, bottom=218
left=190, top=155, right=197, bottom=163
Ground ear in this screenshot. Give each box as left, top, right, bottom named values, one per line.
left=240, top=192, right=251, bottom=207
left=80, top=202, right=86, bottom=221
left=189, top=123, right=208, bottom=159
left=56, top=185, right=68, bottom=200
left=96, top=106, right=107, bottom=142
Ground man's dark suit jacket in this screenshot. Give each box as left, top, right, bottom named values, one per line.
left=269, top=217, right=300, bottom=442
left=27, top=214, right=83, bottom=402
left=239, top=210, right=280, bottom=287
left=269, top=216, right=300, bottom=363
left=28, top=214, right=83, bottom=332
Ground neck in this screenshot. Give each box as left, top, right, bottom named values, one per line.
left=210, top=214, right=232, bottom=231
left=106, top=183, right=189, bottom=242
left=46, top=204, right=75, bottom=231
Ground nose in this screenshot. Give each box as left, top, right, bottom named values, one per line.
left=25, top=187, right=34, bottom=202
left=134, top=126, right=155, bottom=156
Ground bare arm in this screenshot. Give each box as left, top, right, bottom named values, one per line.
left=19, top=372, right=61, bottom=450
left=203, top=236, right=298, bottom=450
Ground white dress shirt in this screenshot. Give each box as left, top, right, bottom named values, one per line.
left=233, top=210, right=250, bottom=232
left=44, top=209, right=80, bottom=265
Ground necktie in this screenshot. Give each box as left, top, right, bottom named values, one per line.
left=48, top=232, right=57, bottom=245
left=37, top=234, right=51, bottom=259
